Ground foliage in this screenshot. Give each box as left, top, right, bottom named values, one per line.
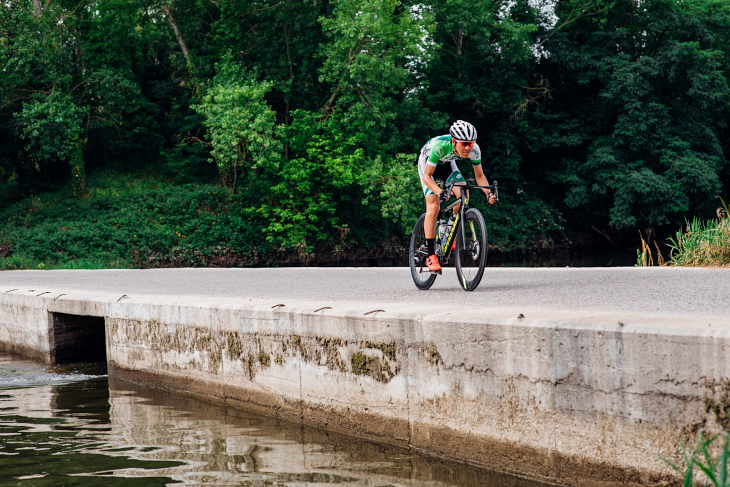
left=661, top=431, right=730, bottom=487
left=261, top=110, right=369, bottom=254
left=14, top=92, right=84, bottom=164
left=1, top=0, right=730, bottom=266
left=544, top=0, right=730, bottom=229
left=0, top=168, right=269, bottom=270
left=193, top=55, right=278, bottom=192
left=362, top=153, right=424, bottom=237
left=667, top=198, right=730, bottom=267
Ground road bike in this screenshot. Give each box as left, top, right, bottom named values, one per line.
left=409, top=179, right=498, bottom=291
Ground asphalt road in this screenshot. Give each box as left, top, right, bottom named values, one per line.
left=1, top=266, right=728, bottom=320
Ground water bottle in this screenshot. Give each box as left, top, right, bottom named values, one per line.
left=441, top=215, right=455, bottom=246
left=437, top=220, right=446, bottom=242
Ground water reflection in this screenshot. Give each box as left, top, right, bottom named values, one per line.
left=0, top=353, right=549, bottom=486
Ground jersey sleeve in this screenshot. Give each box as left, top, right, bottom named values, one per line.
left=469, top=143, right=482, bottom=165
left=427, top=140, right=451, bottom=165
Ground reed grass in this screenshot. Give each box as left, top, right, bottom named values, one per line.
left=662, top=431, right=730, bottom=486
left=667, top=198, right=730, bottom=268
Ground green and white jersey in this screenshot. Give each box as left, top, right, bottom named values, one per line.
left=419, top=135, right=482, bottom=167
left=417, top=134, right=481, bottom=196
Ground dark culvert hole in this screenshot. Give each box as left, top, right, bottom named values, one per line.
left=50, top=313, right=107, bottom=364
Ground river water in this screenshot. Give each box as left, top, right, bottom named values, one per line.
left=0, top=352, right=549, bottom=486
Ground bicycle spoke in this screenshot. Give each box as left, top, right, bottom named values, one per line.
left=409, top=214, right=437, bottom=290
left=455, top=209, right=487, bottom=291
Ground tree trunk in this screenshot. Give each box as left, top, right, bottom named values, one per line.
left=232, top=159, right=238, bottom=195
left=161, top=0, right=193, bottom=71
left=284, top=101, right=290, bottom=159
left=31, top=0, right=42, bottom=17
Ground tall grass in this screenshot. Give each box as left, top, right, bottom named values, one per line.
left=667, top=198, right=730, bottom=267
left=662, top=431, right=730, bottom=486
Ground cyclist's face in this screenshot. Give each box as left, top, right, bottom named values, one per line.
left=452, top=138, right=474, bottom=157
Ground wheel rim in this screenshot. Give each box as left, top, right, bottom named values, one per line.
left=457, top=214, right=486, bottom=288
left=410, top=215, right=437, bottom=289
left=413, top=229, right=430, bottom=281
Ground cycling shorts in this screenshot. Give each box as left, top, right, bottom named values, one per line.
left=417, top=156, right=465, bottom=197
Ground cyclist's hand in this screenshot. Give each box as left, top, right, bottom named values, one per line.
left=487, top=192, right=497, bottom=205
left=438, top=190, right=449, bottom=203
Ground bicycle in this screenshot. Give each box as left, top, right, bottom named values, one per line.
left=409, top=179, right=498, bottom=291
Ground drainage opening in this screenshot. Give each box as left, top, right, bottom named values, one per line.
left=50, top=313, right=107, bottom=364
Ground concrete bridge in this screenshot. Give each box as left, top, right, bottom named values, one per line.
left=1, top=267, right=729, bottom=486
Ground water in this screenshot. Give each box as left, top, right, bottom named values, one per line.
left=0, top=353, right=550, bottom=486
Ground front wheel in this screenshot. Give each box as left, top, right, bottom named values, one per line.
left=454, top=208, right=488, bottom=291
left=409, top=213, right=437, bottom=290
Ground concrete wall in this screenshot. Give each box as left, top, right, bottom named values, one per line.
left=2, top=289, right=730, bottom=486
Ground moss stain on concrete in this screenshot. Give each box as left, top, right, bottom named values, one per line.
left=365, top=341, right=396, bottom=361
left=704, top=378, right=730, bottom=430
left=227, top=332, right=242, bottom=360
left=423, top=343, right=442, bottom=366
left=350, top=350, right=396, bottom=383
left=258, top=351, right=271, bottom=367
left=113, top=318, right=401, bottom=382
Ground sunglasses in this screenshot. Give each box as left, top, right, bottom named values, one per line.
left=456, top=141, right=474, bottom=148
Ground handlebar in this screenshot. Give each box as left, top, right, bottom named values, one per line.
left=442, top=179, right=499, bottom=204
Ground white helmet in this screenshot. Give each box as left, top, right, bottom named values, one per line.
left=449, top=120, right=477, bottom=142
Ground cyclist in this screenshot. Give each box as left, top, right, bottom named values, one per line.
left=418, top=120, right=497, bottom=273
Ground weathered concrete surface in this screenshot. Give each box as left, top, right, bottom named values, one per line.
left=1, top=268, right=730, bottom=486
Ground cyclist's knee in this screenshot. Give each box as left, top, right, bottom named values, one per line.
left=425, top=195, right=439, bottom=214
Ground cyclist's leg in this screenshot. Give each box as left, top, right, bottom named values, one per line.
left=424, top=194, right=439, bottom=238
left=418, top=157, right=445, bottom=271
left=418, top=156, right=441, bottom=239
left=446, top=161, right=466, bottom=216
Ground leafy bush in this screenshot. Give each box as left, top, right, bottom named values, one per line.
left=668, top=198, right=730, bottom=267
left=193, top=54, right=278, bottom=191
left=0, top=169, right=270, bottom=270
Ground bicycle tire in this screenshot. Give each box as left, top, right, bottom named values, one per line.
left=454, top=208, right=488, bottom=291
left=409, top=213, right=438, bottom=290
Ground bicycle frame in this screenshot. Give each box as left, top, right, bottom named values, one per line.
left=437, top=179, right=498, bottom=264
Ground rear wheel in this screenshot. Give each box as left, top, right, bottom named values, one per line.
left=409, top=213, right=438, bottom=290
left=454, top=208, right=487, bottom=291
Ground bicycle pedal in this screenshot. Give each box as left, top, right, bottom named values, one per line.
left=429, top=270, right=442, bottom=275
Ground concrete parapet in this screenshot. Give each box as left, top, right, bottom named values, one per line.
left=2, top=288, right=729, bottom=486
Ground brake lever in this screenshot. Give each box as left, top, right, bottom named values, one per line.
left=440, top=181, right=454, bottom=203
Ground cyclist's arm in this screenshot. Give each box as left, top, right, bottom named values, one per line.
left=422, top=164, right=443, bottom=197
left=473, top=163, right=496, bottom=203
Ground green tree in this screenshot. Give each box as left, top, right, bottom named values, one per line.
left=193, top=55, right=278, bottom=193
left=255, top=0, right=443, bottom=256
left=539, top=0, right=730, bottom=230
left=14, top=92, right=86, bottom=192
left=0, top=0, right=164, bottom=197
left=318, top=0, right=441, bottom=153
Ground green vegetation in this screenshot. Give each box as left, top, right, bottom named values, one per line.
left=663, top=432, right=730, bottom=486
left=0, top=168, right=267, bottom=269
left=668, top=199, right=730, bottom=267
left=1, top=0, right=729, bottom=268
left=637, top=199, right=730, bottom=267
left=350, top=351, right=372, bottom=375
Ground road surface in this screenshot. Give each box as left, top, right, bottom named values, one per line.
left=1, top=267, right=728, bottom=322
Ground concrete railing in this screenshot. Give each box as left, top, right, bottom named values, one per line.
left=2, top=288, right=730, bottom=486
